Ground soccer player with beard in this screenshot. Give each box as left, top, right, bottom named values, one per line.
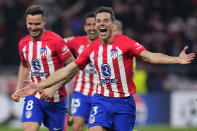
left=16, top=7, right=195, bottom=131
left=11, top=4, right=75, bottom=131
left=64, top=12, right=99, bottom=131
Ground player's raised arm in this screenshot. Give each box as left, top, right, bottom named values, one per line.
left=140, top=46, right=195, bottom=64
left=16, top=62, right=79, bottom=97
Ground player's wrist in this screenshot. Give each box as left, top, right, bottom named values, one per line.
left=36, top=84, right=41, bottom=92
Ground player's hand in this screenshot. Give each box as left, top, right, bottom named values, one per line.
left=40, top=87, right=56, bottom=100
left=16, top=83, right=39, bottom=97
left=178, top=46, right=195, bottom=64
left=11, top=92, right=20, bottom=102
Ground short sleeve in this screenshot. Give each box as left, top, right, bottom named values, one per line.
left=55, top=38, right=72, bottom=62
left=64, top=37, right=75, bottom=50
left=74, top=46, right=91, bottom=70
left=127, top=37, right=146, bottom=57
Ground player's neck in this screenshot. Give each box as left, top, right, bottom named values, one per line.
left=101, top=33, right=114, bottom=44
left=88, top=37, right=98, bottom=43
left=31, top=29, right=46, bottom=41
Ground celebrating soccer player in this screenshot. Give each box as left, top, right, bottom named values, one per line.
left=16, top=7, right=195, bottom=131
left=64, top=12, right=99, bottom=131
left=11, top=4, right=75, bottom=131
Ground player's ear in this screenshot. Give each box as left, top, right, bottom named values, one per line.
left=43, top=17, right=47, bottom=26
left=112, top=21, right=115, bottom=28
left=84, top=25, right=88, bottom=32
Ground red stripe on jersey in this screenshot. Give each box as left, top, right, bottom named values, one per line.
left=33, top=41, right=42, bottom=97
left=40, top=43, right=55, bottom=102
left=124, top=57, right=136, bottom=95
left=80, top=72, right=85, bottom=93
left=66, top=36, right=98, bottom=96
left=88, top=73, right=94, bottom=96
left=103, top=45, right=113, bottom=97
left=93, top=46, right=101, bottom=96
left=111, top=46, right=124, bottom=98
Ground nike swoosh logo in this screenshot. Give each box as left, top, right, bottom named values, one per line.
left=53, top=128, right=61, bottom=130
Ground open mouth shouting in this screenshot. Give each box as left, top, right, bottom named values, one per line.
left=99, top=28, right=108, bottom=38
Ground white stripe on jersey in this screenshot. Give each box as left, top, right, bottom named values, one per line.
left=22, top=46, right=27, bottom=60
left=45, top=45, right=60, bottom=102
left=107, top=45, right=119, bottom=97
left=37, top=41, right=45, bottom=79
left=83, top=72, right=90, bottom=95
left=90, top=52, right=97, bottom=96
left=92, top=74, right=98, bottom=96
left=98, top=45, right=109, bottom=96
left=28, top=41, right=40, bottom=98
left=117, top=47, right=130, bottom=97
left=75, top=71, right=83, bottom=91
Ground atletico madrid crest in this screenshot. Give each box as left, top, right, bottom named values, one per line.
left=26, top=111, right=32, bottom=119
left=111, top=49, right=118, bottom=59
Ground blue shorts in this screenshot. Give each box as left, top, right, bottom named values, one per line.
left=88, top=94, right=136, bottom=131
left=71, top=92, right=92, bottom=122
left=22, top=96, right=67, bottom=131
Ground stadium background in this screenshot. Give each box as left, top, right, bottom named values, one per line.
left=0, top=0, right=197, bottom=130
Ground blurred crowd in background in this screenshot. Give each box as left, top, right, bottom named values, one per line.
left=0, top=0, right=197, bottom=93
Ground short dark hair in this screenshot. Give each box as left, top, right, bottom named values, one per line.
left=83, top=12, right=95, bottom=25
left=25, top=4, right=45, bottom=18
left=95, top=7, right=115, bottom=21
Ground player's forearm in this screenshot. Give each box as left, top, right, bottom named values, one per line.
left=37, top=62, right=79, bottom=91
left=148, top=53, right=179, bottom=64
left=141, top=51, right=179, bottom=64
left=16, top=63, right=29, bottom=91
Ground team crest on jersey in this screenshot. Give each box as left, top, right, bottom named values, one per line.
left=25, top=111, right=32, bottom=119
left=71, top=108, right=77, bottom=114
left=40, top=48, right=47, bottom=57
left=111, top=49, right=118, bottom=59
left=89, top=116, right=95, bottom=124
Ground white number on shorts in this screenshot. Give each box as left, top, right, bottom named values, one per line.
left=90, top=106, right=98, bottom=117
left=26, top=100, right=34, bottom=110
left=71, top=98, right=80, bottom=108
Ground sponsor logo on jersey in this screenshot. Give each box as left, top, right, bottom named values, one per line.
left=32, top=72, right=49, bottom=77
left=135, top=42, right=142, bottom=49
left=25, top=111, right=32, bottom=119
left=100, top=78, right=119, bottom=84
left=31, top=59, right=41, bottom=72
left=101, top=63, right=111, bottom=78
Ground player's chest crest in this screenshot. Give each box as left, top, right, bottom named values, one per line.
left=40, top=48, right=47, bottom=57
left=110, top=49, right=119, bottom=59
left=107, top=47, right=122, bottom=60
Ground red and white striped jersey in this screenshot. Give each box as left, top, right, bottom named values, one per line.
left=75, top=35, right=146, bottom=98
left=64, top=36, right=98, bottom=96
left=19, top=30, right=72, bottom=102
